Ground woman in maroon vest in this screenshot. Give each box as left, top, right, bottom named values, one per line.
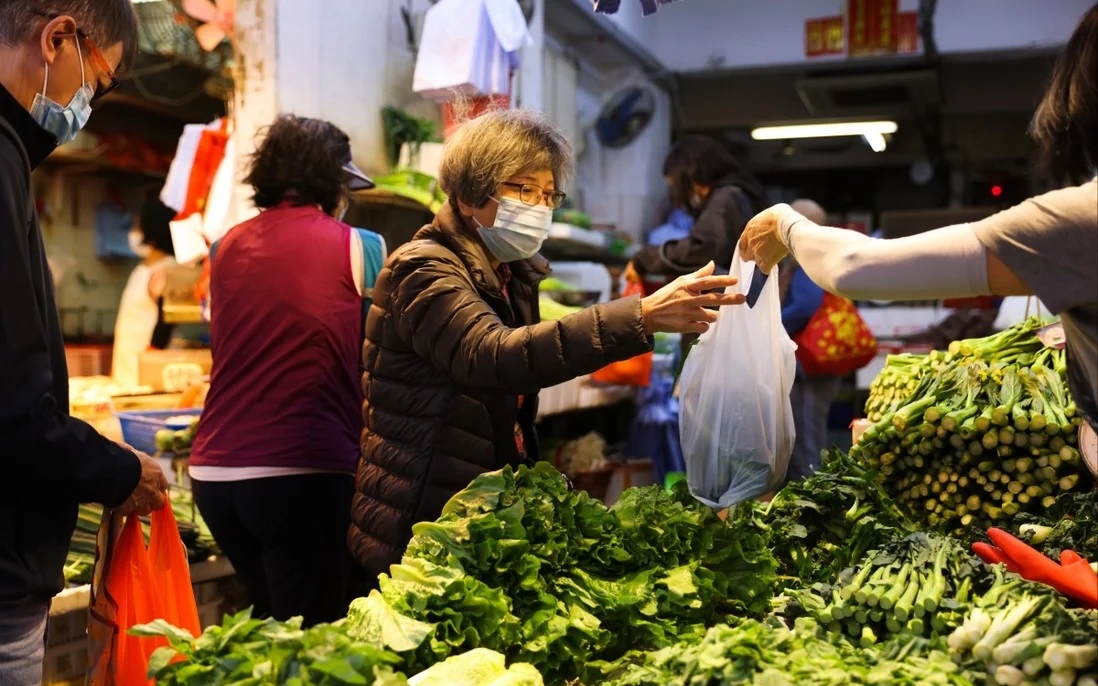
left=189, top=115, right=375, bottom=626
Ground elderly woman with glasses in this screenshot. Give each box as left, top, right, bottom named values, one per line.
left=348, top=108, right=746, bottom=581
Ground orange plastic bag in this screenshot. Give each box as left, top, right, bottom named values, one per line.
left=590, top=282, right=653, bottom=387
left=88, top=504, right=201, bottom=685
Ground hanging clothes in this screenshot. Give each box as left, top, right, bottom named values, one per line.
left=111, top=256, right=177, bottom=388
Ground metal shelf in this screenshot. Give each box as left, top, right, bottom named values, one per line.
left=544, top=0, right=667, bottom=82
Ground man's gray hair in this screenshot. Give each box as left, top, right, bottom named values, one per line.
left=790, top=198, right=827, bottom=225
left=0, top=0, right=138, bottom=72
left=439, top=108, right=574, bottom=208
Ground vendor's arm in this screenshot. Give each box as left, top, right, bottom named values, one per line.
left=0, top=147, right=140, bottom=507
left=781, top=268, right=824, bottom=336
left=770, top=182, right=1097, bottom=308
left=385, top=242, right=652, bottom=395
left=761, top=207, right=1007, bottom=302
left=632, top=186, right=746, bottom=275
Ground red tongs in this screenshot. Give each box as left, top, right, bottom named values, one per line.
left=973, top=528, right=1098, bottom=608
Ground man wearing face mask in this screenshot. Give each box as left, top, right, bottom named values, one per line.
left=110, top=195, right=179, bottom=389
left=0, top=3, right=169, bottom=683
left=349, top=109, right=748, bottom=587
left=188, top=114, right=382, bottom=628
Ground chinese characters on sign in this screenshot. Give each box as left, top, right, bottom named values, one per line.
left=804, top=0, right=919, bottom=59
left=805, top=16, right=845, bottom=57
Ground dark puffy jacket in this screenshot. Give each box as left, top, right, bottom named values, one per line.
left=348, top=204, right=651, bottom=579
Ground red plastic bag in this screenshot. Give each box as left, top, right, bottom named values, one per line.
left=88, top=503, right=201, bottom=685
left=792, top=292, right=878, bottom=376
left=590, top=282, right=654, bottom=387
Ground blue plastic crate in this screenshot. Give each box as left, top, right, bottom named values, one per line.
left=114, top=409, right=201, bottom=455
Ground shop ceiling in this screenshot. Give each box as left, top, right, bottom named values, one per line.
left=662, top=50, right=1057, bottom=173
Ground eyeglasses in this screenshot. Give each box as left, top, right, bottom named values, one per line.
left=500, top=182, right=567, bottom=210
left=34, top=12, right=122, bottom=103
left=76, top=28, right=121, bottom=103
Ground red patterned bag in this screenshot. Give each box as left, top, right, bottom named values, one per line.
left=793, top=293, right=878, bottom=376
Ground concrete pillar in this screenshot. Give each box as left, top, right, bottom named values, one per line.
left=225, top=0, right=440, bottom=227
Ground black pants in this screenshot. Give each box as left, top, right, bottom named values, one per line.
left=191, top=473, right=355, bottom=627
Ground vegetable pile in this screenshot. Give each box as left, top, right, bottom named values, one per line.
left=345, top=463, right=777, bottom=683
left=141, top=452, right=1096, bottom=685
left=852, top=318, right=1093, bottom=536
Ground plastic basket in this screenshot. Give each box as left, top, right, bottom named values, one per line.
left=114, top=409, right=201, bottom=455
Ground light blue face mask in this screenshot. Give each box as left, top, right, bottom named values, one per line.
left=28, top=39, right=94, bottom=144
left=475, top=196, right=553, bottom=263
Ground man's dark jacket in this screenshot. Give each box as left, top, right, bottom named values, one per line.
left=1, top=84, right=139, bottom=604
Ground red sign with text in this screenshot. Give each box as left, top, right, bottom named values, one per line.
left=896, top=11, right=919, bottom=53
left=805, top=16, right=845, bottom=57
left=847, top=0, right=898, bottom=57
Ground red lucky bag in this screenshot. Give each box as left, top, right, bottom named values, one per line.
left=792, top=292, right=878, bottom=376
left=88, top=502, right=201, bottom=685
left=590, top=282, right=653, bottom=387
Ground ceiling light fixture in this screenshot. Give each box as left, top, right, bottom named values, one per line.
left=862, top=132, right=887, bottom=152
left=750, top=121, right=898, bottom=141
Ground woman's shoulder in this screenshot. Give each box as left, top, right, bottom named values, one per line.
left=1028, top=178, right=1098, bottom=223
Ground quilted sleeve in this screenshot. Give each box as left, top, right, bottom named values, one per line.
left=383, top=242, right=653, bottom=394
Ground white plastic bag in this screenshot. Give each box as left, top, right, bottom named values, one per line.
left=678, top=249, right=798, bottom=508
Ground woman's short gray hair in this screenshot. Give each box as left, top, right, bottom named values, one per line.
left=439, top=108, right=574, bottom=208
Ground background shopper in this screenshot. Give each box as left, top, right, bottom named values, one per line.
left=779, top=199, right=842, bottom=482
left=111, top=195, right=179, bottom=388
left=189, top=114, right=379, bottom=627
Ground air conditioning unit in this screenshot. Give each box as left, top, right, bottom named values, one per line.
left=795, top=69, right=940, bottom=117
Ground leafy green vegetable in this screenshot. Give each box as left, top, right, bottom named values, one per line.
left=729, top=450, right=914, bottom=590
left=407, top=648, right=543, bottom=686
left=593, top=617, right=976, bottom=686
left=1012, top=490, right=1098, bottom=561
left=346, top=463, right=777, bottom=683
left=133, top=609, right=407, bottom=685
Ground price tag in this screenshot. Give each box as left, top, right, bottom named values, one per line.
left=1036, top=321, right=1066, bottom=350
left=1081, top=423, right=1097, bottom=477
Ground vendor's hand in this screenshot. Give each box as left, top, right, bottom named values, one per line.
left=739, top=204, right=802, bottom=273
left=115, top=450, right=169, bottom=517
left=640, top=261, right=745, bottom=335
left=623, top=261, right=641, bottom=286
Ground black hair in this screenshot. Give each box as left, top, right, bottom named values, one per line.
left=245, top=114, right=353, bottom=216
left=662, top=135, right=769, bottom=215
left=0, top=0, right=138, bottom=73
left=138, top=195, right=176, bottom=255
left=1030, top=5, right=1098, bottom=185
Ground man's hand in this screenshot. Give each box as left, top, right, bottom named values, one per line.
left=115, top=449, right=169, bottom=516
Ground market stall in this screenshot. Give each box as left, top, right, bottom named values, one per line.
left=104, top=318, right=1094, bottom=686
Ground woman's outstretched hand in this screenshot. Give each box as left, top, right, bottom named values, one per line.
left=640, top=261, right=745, bottom=335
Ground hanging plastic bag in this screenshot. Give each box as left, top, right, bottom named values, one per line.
left=677, top=248, right=797, bottom=508
left=590, top=282, right=654, bottom=387
left=88, top=502, right=201, bottom=685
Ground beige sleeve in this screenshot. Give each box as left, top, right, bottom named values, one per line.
left=777, top=205, right=990, bottom=302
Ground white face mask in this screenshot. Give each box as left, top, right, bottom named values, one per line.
left=475, top=196, right=553, bottom=262
left=128, top=230, right=151, bottom=258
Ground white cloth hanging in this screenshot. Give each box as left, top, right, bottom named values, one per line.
left=413, top=0, right=530, bottom=102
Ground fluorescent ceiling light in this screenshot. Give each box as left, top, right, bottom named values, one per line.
left=862, top=132, right=887, bottom=152
left=750, top=121, right=898, bottom=141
